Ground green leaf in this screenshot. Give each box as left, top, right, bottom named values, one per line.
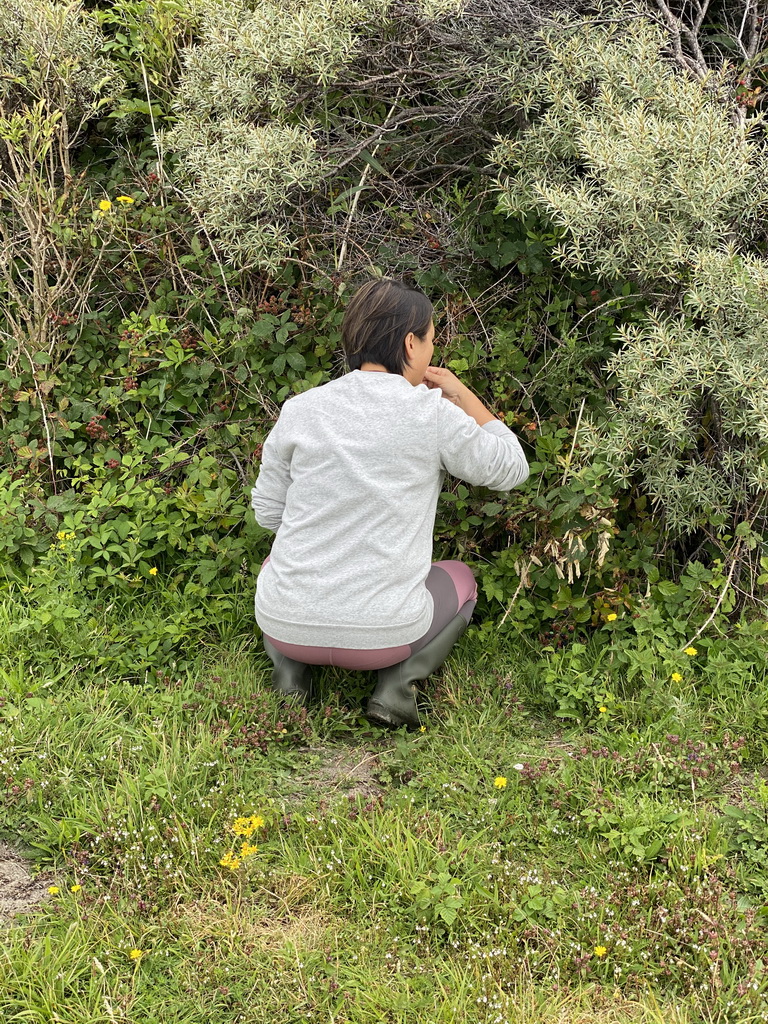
left=656, top=581, right=678, bottom=597
left=251, top=319, right=276, bottom=339
left=359, top=149, right=388, bottom=175
left=644, top=838, right=663, bottom=860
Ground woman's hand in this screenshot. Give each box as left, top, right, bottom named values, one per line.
left=422, top=365, right=467, bottom=406
left=422, top=365, right=498, bottom=427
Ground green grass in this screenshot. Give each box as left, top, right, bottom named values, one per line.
left=2, top=614, right=768, bottom=1023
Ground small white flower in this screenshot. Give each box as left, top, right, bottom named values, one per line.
left=513, top=763, right=524, bottom=771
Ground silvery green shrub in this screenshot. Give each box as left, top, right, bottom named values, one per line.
left=490, top=10, right=768, bottom=538
left=0, top=0, right=122, bottom=125
left=166, top=0, right=473, bottom=273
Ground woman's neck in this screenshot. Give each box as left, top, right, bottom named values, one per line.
left=358, top=363, right=422, bottom=386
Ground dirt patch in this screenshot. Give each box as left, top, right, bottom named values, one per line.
left=0, top=843, right=50, bottom=923
left=720, top=767, right=768, bottom=808
left=179, top=898, right=334, bottom=952
left=543, top=733, right=575, bottom=754
left=287, top=745, right=384, bottom=804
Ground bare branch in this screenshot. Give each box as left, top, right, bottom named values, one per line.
left=653, top=0, right=709, bottom=81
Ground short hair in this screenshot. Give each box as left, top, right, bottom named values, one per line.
left=341, top=278, right=433, bottom=376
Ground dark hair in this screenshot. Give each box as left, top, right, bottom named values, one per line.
left=341, top=278, right=433, bottom=376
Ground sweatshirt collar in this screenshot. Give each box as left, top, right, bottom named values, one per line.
left=350, top=370, right=412, bottom=386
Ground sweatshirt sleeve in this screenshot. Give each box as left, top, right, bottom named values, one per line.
left=250, top=414, right=292, bottom=532
left=436, top=399, right=529, bottom=491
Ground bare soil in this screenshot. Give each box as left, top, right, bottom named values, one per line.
left=0, top=842, right=50, bottom=923
left=720, top=767, right=768, bottom=807
left=288, top=744, right=384, bottom=804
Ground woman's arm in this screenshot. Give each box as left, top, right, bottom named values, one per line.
left=251, top=416, right=292, bottom=532
left=428, top=367, right=529, bottom=492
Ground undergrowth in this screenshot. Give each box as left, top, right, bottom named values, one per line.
left=2, top=603, right=768, bottom=1023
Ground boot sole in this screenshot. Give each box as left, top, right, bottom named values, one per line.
left=364, top=701, right=419, bottom=731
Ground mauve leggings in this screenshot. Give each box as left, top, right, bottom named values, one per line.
left=262, top=560, right=477, bottom=670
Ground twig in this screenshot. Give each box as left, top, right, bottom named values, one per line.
left=20, top=343, right=57, bottom=494
left=173, top=189, right=236, bottom=313
left=230, top=451, right=248, bottom=489
left=680, top=541, right=742, bottom=651
left=560, top=397, right=586, bottom=486
left=499, top=558, right=532, bottom=626
left=336, top=67, right=409, bottom=274
left=452, top=275, right=541, bottom=424
left=335, top=161, right=377, bottom=275
left=572, top=293, right=653, bottom=331
left=140, top=57, right=165, bottom=188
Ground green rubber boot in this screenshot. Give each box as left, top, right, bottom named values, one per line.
left=365, top=613, right=469, bottom=730
left=263, top=637, right=313, bottom=705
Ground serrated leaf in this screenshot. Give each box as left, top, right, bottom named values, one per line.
left=251, top=319, right=275, bottom=339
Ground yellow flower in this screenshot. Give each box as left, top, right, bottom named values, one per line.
left=128, top=948, right=144, bottom=960
left=594, top=945, right=607, bottom=958
left=606, top=613, right=617, bottom=622
left=148, top=567, right=158, bottom=576
left=219, top=850, right=242, bottom=870
left=47, top=885, right=60, bottom=895
left=70, top=884, right=82, bottom=893
left=240, top=841, right=258, bottom=858
left=115, top=195, right=135, bottom=204
left=599, top=706, right=608, bottom=713
left=684, top=647, right=698, bottom=656
left=56, top=530, right=67, bottom=540
left=232, top=814, right=264, bottom=837
left=671, top=672, right=683, bottom=683
left=66, top=532, right=75, bottom=540
left=493, top=777, right=507, bottom=789
left=98, top=199, right=112, bottom=212
left=419, top=726, right=426, bottom=733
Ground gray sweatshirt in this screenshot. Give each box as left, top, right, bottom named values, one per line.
left=251, top=370, right=529, bottom=649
